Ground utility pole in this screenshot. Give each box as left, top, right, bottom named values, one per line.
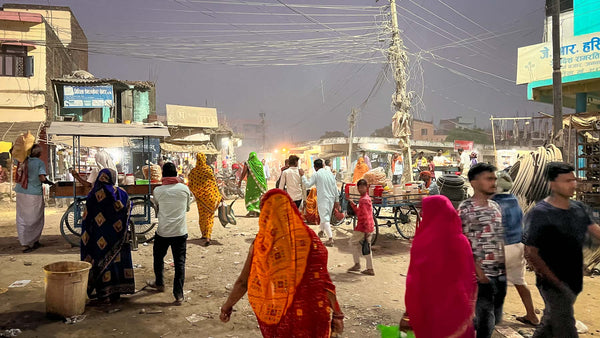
left=551, top=0, right=563, bottom=143
left=388, top=0, right=413, bottom=183
left=347, top=108, right=358, bottom=178
left=259, top=112, right=266, bottom=152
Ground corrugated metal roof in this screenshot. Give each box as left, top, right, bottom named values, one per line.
left=0, top=121, right=44, bottom=142
left=52, top=78, right=154, bottom=89
left=47, top=122, right=169, bottom=138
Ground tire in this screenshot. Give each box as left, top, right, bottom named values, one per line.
left=60, top=200, right=84, bottom=247
left=130, top=197, right=158, bottom=235
left=394, top=205, right=420, bottom=240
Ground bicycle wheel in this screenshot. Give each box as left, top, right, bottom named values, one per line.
left=130, top=197, right=158, bottom=235
left=60, top=201, right=84, bottom=247
left=394, top=205, right=420, bottom=240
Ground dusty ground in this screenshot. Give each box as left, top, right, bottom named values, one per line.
left=0, top=191, right=599, bottom=338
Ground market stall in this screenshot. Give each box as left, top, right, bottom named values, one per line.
left=46, top=122, right=170, bottom=247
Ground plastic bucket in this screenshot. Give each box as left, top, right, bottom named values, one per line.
left=43, top=261, right=91, bottom=318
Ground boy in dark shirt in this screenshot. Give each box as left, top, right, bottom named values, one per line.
left=524, top=162, right=600, bottom=337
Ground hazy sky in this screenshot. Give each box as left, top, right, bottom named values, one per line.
left=4, top=0, right=562, bottom=143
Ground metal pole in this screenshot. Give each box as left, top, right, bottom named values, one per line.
left=551, top=0, right=563, bottom=141
left=490, top=116, right=498, bottom=167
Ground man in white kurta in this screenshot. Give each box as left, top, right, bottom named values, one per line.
left=301, top=159, right=338, bottom=247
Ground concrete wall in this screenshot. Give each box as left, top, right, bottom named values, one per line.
left=0, top=19, right=47, bottom=122
left=3, top=6, right=89, bottom=69
left=1, top=7, right=88, bottom=123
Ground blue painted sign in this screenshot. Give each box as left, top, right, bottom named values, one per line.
left=63, top=85, right=114, bottom=108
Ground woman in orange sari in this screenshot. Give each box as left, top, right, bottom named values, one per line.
left=220, top=189, right=344, bottom=337
left=303, top=187, right=320, bottom=225
left=352, top=157, right=369, bottom=183
left=188, top=153, right=222, bottom=246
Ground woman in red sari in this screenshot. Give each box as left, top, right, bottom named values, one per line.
left=404, top=195, right=477, bottom=337
left=220, top=189, right=344, bottom=337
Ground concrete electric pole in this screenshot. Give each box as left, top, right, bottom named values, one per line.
left=259, top=112, right=266, bottom=152
left=388, top=0, right=413, bottom=183
left=551, top=0, right=563, bottom=143
left=347, top=108, right=358, bottom=177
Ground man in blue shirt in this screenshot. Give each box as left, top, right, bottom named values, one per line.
left=14, top=144, right=50, bottom=253
left=492, top=172, right=539, bottom=326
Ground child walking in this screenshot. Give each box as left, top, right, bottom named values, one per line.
left=346, top=179, right=375, bottom=276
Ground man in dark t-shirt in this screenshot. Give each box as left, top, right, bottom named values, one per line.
left=523, top=162, right=600, bottom=338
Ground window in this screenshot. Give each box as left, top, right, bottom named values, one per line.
left=0, top=45, right=28, bottom=77
left=421, top=128, right=428, bottom=136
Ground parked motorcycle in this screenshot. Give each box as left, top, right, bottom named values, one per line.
left=217, top=173, right=245, bottom=200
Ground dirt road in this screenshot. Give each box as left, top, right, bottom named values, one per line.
left=0, top=198, right=598, bottom=338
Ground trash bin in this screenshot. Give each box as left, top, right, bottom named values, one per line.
left=43, top=261, right=91, bottom=318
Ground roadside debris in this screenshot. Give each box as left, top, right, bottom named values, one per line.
left=0, top=329, right=21, bottom=337
left=64, top=315, right=86, bottom=324
left=8, top=280, right=31, bottom=288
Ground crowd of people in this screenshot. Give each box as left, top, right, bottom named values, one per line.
left=10, top=142, right=600, bottom=337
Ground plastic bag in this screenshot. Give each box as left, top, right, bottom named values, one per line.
left=12, top=131, right=35, bottom=163
left=142, top=164, right=162, bottom=181
left=376, top=325, right=415, bottom=338
left=363, top=167, right=387, bottom=186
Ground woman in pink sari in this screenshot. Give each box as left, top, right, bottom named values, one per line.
left=404, top=195, right=477, bottom=337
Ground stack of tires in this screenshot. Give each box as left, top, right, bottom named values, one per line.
left=438, top=174, right=468, bottom=209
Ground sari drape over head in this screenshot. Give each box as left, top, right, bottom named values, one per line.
left=248, top=189, right=336, bottom=337
left=81, top=169, right=135, bottom=299
left=188, top=153, right=222, bottom=239
left=304, top=187, right=320, bottom=225
left=245, top=152, right=267, bottom=213
left=352, top=157, right=369, bottom=183
left=406, top=195, right=477, bottom=338
left=189, top=153, right=221, bottom=212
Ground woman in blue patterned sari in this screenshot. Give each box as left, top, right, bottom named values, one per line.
left=81, top=168, right=135, bottom=302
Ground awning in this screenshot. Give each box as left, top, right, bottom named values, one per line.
left=0, top=39, right=36, bottom=48
left=0, top=121, right=44, bottom=142
left=47, top=122, right=170, bottom=138
left=50, top=136, right=130, bottom=148
left=160, top=142, right=219, bottom=154
left=319, top=151, right=346, bottom=159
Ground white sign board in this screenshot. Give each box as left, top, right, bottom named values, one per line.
left=517, top=32, right=600, bottom=85
left=166, top=104, right=218, bottom=128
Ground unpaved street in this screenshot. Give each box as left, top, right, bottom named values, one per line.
left=0, top=197, right=599, bottom=338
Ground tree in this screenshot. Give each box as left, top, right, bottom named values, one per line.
left=319, top=131, right=347, bottom=139
left=444, top=128, right=492, bottom=144
left=370, top=125, right=394, bottom=138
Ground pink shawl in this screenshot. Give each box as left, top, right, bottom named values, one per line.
left=405, top=195, right=477, bottom=338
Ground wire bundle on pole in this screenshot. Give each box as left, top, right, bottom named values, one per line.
left=509, top=145, right=563, bottom=213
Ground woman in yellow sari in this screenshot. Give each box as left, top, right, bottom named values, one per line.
left=188, top=153, right=222, bottom=246
left=220, top=189, right=344, bottom=337
left=352, top=157, right=369, bottom=183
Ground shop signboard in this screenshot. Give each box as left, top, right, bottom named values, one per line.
left=454, top=140, right=474, bottom=151
left=517, top=32, right=600, bottom=85
left=63, top=85, right=114, bottom=108
left=166, top=104, right=218, bottom=128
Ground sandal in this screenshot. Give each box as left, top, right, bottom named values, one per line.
left=145, top=280, right=165, bottom=292
left=347, top=264, right=361, bottom=272
left=361, top=269, right=375, bottom=276
left=516, top=316, right=539, bottom=327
